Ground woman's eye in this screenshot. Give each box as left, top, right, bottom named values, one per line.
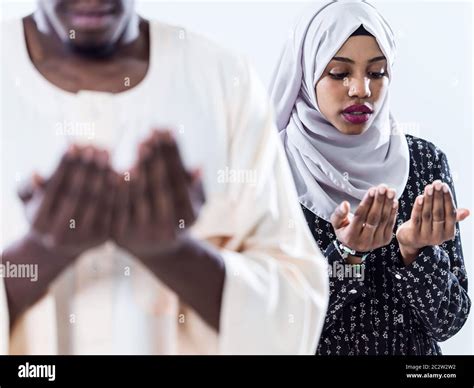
left=368, top=71, right=386, bottom=79
left=329, top=72, right=349, bottom=80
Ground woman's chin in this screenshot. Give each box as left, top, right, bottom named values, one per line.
left=337, top=122, right=370, bottom=135
left=335, top=113, right=373, bottom=135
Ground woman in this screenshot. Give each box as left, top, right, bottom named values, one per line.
left=270, top=0, right=471, bottom=355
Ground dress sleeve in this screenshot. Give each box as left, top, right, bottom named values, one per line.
left=388, top=150, right=471, bottom=342
left=319, top=242, right=369, bottom=331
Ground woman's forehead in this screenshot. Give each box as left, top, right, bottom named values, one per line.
left=332, top=35, right=385, bottom=62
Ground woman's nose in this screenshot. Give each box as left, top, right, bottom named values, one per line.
left=347, top=77, right=371, bottom=98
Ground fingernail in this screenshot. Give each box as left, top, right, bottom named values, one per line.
left=156, top=129, right=173, bottom=144
left=392, top=199, right=398, bottom=209
left=442, top=184, right=449, bottom=193
left=98, top=150, right=109, bottom=168
left=379, top=186, right=386, bottom=195
left=194, top=168, right=202, bottom=178
left=417, top=196, right=424, bottom=205
left=387, top=190, right=395, bottom=199
left=369, top=188, right=375, bottom=197
left=83, top=146, right=94, bottom=162
left=151, top=130, right=161, bottom=142
left=427, top=186, right=433, bottom=196
left=164, top=130, right=174, bottom=140
left=66, top=144, right=78, bottom=158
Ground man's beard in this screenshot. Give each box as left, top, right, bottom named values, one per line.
left=66, top=40, right=117, bottom=59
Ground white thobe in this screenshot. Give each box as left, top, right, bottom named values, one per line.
left=0, top=18, right=328, bottom=355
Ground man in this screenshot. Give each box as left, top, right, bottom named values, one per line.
left=0, top=0, right=328, bottom=354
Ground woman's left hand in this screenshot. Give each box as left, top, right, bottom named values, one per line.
left=396, top=180, right=470, bottom=265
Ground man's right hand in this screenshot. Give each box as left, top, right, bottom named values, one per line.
left=3, top=145, right=116, bottom=328
left=330, top=184, right=399, bottom=262
left=18, top=144, right=115, bottom=263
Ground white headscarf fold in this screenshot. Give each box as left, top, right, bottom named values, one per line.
left=270, top=0, right=409, bottom=221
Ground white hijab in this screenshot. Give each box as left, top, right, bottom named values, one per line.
left=270, top=0, right=409, bottom=221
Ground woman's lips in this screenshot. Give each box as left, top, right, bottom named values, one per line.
left=341, top=112, right=371, bottom=124
left=341, top=104, right=373, bottom=125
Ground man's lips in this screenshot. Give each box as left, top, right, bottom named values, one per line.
left=64, top=6, right=117, bottom=29
left=68, top=3, right=116, bottom=15
left=67, top=12, right=115, bottom=30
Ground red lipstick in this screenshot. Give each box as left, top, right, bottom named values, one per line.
left=341, top=104, right=373, bottom=125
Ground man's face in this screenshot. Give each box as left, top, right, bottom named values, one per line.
left=37, top=0, right=135, bottom=53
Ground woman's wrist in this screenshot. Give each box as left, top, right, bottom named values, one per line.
left=345, top=254, right=364, bottom=264
left=398, top=243, right=420, bottom=266
left=333, top=239, right=370, bottom=264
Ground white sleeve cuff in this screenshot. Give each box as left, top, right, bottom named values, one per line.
left=218, top=249, right=327, bottom=355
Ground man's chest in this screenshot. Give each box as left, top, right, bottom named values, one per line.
left=33, top=59, right=149, bottom=94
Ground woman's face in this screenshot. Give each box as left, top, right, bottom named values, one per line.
left=315, top=35, right=389, bottom=135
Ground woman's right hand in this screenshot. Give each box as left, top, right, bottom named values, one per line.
left=330, top=184, right=399, bottom=262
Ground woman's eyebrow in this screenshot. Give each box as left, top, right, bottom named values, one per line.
left=332, top=55, right=387, bottom=64
left=368, top=55, right=387, bottom=63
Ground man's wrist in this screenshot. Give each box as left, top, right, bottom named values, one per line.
left=135, top=236, right=192, bottom=265
left=3, top=232, right=78, bottom=328
left=27, top=232, right=81, bottom=273
left=134, top=235, right=225, bottom=331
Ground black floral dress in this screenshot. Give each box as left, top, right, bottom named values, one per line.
left=302, top=135, right=471, bottom=355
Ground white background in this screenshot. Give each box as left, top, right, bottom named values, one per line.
left=1, top=0, right=473, bottom=355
